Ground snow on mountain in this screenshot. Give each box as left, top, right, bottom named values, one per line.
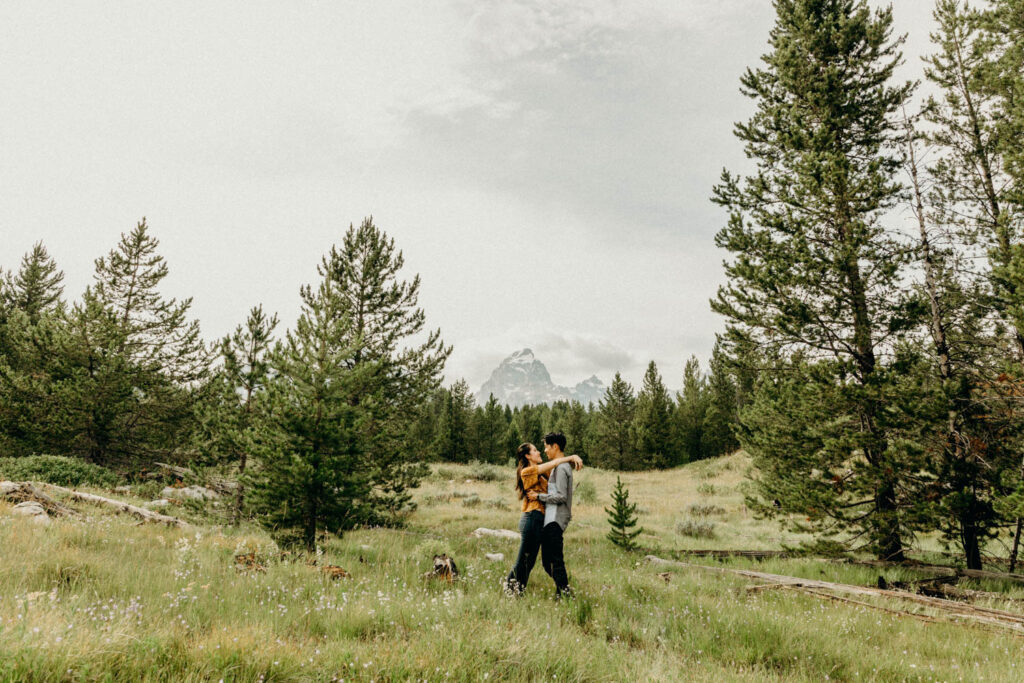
left=475, top=349, right=607, bottom=408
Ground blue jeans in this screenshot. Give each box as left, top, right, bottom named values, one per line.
left=505, top=510, right=544, bottom=594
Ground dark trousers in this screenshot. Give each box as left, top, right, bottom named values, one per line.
left=541, top=522, right=571, bottom=597
left=505, top=510, right=544, bottom=594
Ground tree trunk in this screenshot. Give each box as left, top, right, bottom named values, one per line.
left=304, top=495, right=318, bottom=552
left=1010, top=518, right=1023, bottom=574
left=233, top=452, right=247, bottom=526
left=876, top=481, right=905, bottom=562
left=962, top=517, right=983, bottom=571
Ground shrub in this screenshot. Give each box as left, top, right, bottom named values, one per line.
left=688, top=504, right=725, bottom=517
left=574, top=479, right=597, bottom=505
left=468, top=462, right=505, bottom=483
left=696, top=483, right=716, bottom=497
left=0, top=455, right=119, bottom=488
left=461, top=495, right=481, bottom=508
left=676, top=519, right=716, bottom=539
left=435, top=466, right=460, bottom=481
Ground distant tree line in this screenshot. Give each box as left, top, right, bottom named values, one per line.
left=416, top=348, right=746, bottom=470
left=715, top=0, right=1024, bottom=570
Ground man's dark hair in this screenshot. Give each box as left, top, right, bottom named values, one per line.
left=543, top=432, right=567, bottom=452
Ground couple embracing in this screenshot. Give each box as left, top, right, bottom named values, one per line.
left=505, top=431, right=582, bottom=598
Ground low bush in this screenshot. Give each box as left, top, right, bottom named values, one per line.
left=467, top=462, right=505, bottom=482
left=574, top=479, right=597, bottom=505
left=0, top=455, right=120, bottom=488
left=696, top=483, right=716, bottom=497
left=688, top=504, right=725, bottom=517
left=676, top=519, right=716, bottom=539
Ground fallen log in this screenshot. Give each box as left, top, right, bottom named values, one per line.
left=36, top=482, right=189, bottom=528
left=837, top=558, right=1024, bottom=585
left=646, top=556, right=1024, bottom=635
left=1, top=482, right=79, bottom=517
left=673, top=549, right=789, bottom=560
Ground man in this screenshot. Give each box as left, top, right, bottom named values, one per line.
left=527, top=431, right=579, bottom=598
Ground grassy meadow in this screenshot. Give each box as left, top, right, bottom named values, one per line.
left=2, top=453, right=1024, bottom=681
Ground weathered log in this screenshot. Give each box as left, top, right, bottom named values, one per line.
left=36, top=482, right=189, bottom=528
left=0, top=481, right=79, bottom=517
left=646, top=556, right=1024, bottom=634
left=838, top=558, right=1024, bottom=585
left=673, top=549, right=789, bottom=560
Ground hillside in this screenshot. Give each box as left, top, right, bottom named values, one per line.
left=2, top=454, right=1024, bottom=681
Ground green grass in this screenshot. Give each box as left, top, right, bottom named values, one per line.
left=2, top=452, right=1024, bottom=681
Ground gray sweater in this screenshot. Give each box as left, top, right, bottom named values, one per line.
left=538, top=462, right=573, bottom=530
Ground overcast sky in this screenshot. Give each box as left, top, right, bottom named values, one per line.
left=1, top=0, right=939, bottom=392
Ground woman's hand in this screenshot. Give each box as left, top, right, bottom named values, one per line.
left=526, top=491, right=539, bottom=501
left=569, top=454, right=583, bottom=470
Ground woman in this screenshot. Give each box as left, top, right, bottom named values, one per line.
left=504, top=443, right=581, bottom=594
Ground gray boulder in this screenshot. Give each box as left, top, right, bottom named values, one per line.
left=161, top=485, right=219, bottom=501
left=11, top=501, right=50, bottom=526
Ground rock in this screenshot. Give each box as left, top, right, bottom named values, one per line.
left=0, top=481, right=20, bottom=497
left=485, top=553, right=505, bottom=562
left=113, top=485, right=132, bottom=494
left=11, top=501, right=50, bottom=526
left=144, top=499, right=170, bottom=509
left=472, top=528, right=519, bottom=541
left=161, top=485, right=219, bottom=501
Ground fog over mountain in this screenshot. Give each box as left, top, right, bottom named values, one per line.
left=475, top=349, right=606, bottom=408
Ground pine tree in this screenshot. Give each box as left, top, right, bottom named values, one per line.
left=589, top=373, right=637, bottom=470
left=982, top=0, right=1024, bottom=208
left=634, top=361, right=674, bottom=468
left=561, top=400, right=590, bottom=461
left=91, top=220, right=207, bottom=383
left=433, top=380, right=474, bottom=462
left=8, top=242, right=64, bottom=322
left=0, top=221, right=209, bottom=467
left=915, top=1, right=1023, bottom=569
left=0, top=243, right=66, bottom=453
left=473, top=394, right=508, bottom=464
left=72, top=219, right=209, bottom=467
left=250, top=268, right=372, bottom=551
left=197, top=305, right=278, bottom=524
left=321, top=217, right=451, bottom=519
left=702, top=341, right=740, bottom=459
left=712, top=0, right=918, bottom=560
left=675, top=357, right=709, bottom=463
left=605, top=476, right=643, bottom=551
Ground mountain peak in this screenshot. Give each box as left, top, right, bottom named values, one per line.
left=509, top=348, right=535, bottom=362
left=476, top=350, right=606, bottom=407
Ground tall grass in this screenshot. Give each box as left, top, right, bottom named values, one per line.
left=2, top=454, right=1024, bottom=681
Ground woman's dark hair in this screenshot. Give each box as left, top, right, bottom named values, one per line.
left=515, top=442, right=533, bottom=500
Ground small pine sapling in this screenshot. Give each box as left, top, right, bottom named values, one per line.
left=605, top=476, right=643, bottom=551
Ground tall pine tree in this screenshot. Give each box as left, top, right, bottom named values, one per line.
left=634, top=361, right=675, bottom=468
left=712, top=0, right=918, bottom=560
left=589, top=373, right=637, bottom=470
left=321, top=217, right=451, bottom=519
left=251, top=272, right=370, bottom=550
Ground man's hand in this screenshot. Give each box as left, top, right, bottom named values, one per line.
left=569, top=454, right=584, bottom=471
left=526, top=491, right=539, bottom=501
